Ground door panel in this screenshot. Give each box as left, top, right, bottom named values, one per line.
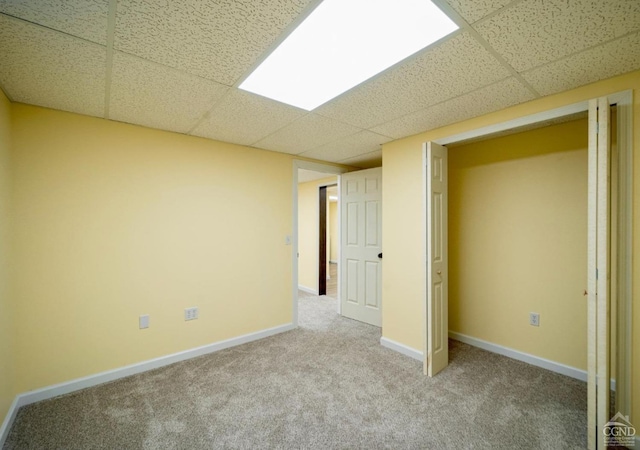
left=365, top=201, right=379, bottom=245
left=365, top=261, right=379, bottom=308
left=587, top=97, right=611, bottom=450
left=340, top=168, right=382, bottom=327
left=425, top=142, right=448, bottom=376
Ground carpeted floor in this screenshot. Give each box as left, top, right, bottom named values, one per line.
left=4, top=292, right=587, bottom=449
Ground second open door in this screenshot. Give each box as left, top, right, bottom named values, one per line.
left=340, top=167, right=382, bottom=327
left=425, top=142, right=448, bottom=376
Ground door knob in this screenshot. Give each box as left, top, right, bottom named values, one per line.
left=378, top=253, right=383, bottom=259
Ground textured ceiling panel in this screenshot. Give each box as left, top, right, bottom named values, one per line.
left=0, top=16, right=105, bottom=117
left=109, top=52, right=229, bottom=134
left=191, top=89, right=306, bottom=146
left=475, top=0, right=640, bottom=72
left=114, top=0, right=312, bottom=86
left=298, top=130, right=393, bottom=163
left=444, top=0, right=513, bottom=23
left=371, top=77, right=535, bottom=139
left=253, top=114, right=361, bottom=155
left=522, top=32, right=640, bottom=96
left=315, top=32, right=512, bottom=129
left=338, top=150, right=382, bottom=169
left=0, top=0, right=109, bottom=45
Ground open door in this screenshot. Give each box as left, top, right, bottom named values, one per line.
left=318, top=186, right=328, bottom=296
left=340, top=167, right=382, bottom=327
left=425, top=142, right=448, bottom=376
left=587, top=97, right=612, bottom=450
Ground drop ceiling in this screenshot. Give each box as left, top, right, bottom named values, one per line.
left=1, top=0, right=639, bottom=168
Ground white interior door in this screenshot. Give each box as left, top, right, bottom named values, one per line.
left=340, top=168, right=382, bottom=327
left=425, top=142, right=448, bottom=376
left=587, top=97, right=611, bottom=450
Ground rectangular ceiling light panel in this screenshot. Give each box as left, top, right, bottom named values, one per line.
left=239, top=0, right=458, bottom=111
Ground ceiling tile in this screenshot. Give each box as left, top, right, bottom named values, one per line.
left=0, top=15, right=105, bottom=117
left=253, top=114, right=361, bottom=155
left=191, top=90, right=306, bottom=146
left=315, top=32, right=512, bottom=129
left=475, top=0, right=640, bottom=72
left=114, top=0, right=312, bottom=86
left=444, top=0, right=513, bottom=24
left=298, top=130, right=393, bottom=163
left=371, top=77, right=535, bottom=139
left=0, top=0, right=109, bottom=45
left=109, top=52, right=229, bottom=134
left=338, top=150, right=382, bottom=169
left=522, top=32, right=640, bottom=96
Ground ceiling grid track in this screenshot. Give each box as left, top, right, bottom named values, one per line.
left=103, top=0, right=118, bottom=119
left=519, top=29, right=640, bottom=78
left=186, top=92, right=227, bottom=136
left=435, top=0, right=541, bottom=99
left=465, top=26, right=542, bottom=98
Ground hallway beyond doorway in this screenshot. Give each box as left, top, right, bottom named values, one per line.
left=326, top=262, right=337, bottom=299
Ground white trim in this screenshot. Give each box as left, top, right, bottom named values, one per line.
left=329, top=260, right=338, bottom=264
left=449, top=332, right=616, bottom=391
left=380, top=337, right=423, bottom=361
left=434, top=100, right=588, bottom=146
left=0, top=397, right=20, bottom=448
left=450, top=331, right=585, bottom=380
left=297, top=285, right=318, bottom=295
left=0, top=323, right=294, bottom=447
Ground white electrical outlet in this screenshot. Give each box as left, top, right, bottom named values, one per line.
left=139, top=314, right=150, bottom=329
left=529, top=312, right=540, bottom=327
left=185, top=307, right=199, bottom=321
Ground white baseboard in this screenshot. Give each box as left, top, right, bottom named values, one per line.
left=380, top=337, right=423, bottom=362
left=298, top=285, right=318, bottom=295
left=449, top=331, right=616, bottom=390
left=0, top=396, right=20, bottom=449
left=0, top=323, right=294, bottom=447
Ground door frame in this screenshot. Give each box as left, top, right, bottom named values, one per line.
left=292, top=160, right=347, bottom=327
left=423, top=91, right=633, bottom=418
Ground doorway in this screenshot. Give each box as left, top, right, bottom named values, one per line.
left=292, top=162, right=384, bottom=328
left=292, top=161, right=346, bottom=326
left=424, top=91, right=633, bottom=449
left=319, top=185, right=339, bottom=299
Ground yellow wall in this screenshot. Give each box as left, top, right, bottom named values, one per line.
left=0, top=90, right=15, bottom=425
left=382, top=69, right=640, bottom=422
left=297, top=176, right=336, bottom=292
left=10, top=104, right=296, bottom=393
left=329, top=200, right=338, bottom=262
left=449, top=118, right=588, bottom=369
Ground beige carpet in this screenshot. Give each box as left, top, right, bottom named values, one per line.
left=4, top=292, right=587, bottom=449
